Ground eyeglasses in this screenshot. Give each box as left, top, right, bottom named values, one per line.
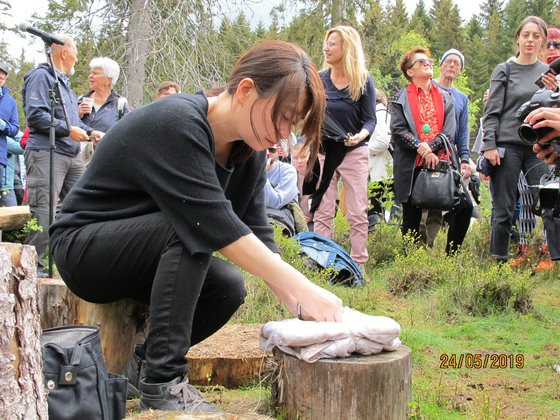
left=547, top=41, right=560, bottom=49
left=412, top=58, right=434, bottom=67
left=267, top=147, right=278, bottom=153
left=443, top=59, right=461, bottom=67
left=324, top=41, right=336, bottom=49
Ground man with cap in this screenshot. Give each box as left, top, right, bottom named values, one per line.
left=420, top=48, right=474, bottom=250
left=22, top=34, right=104, bottom=276
left=0, top=61, right=20, bottom=190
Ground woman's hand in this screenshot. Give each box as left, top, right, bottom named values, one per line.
left=294, top=283, right=343, bottom=322
left=541, top=73, right=559, bottom=92
left=423, top=152, right=438, bottom=169
left=78, top=102, right=92, bottom=118
left=524, top=107, right=560, bottom=143
left=533, top=143, right=558, bottom=164
left=417, top=142, right=431, bottom=157
left=483, top=148, right=501, bottom=166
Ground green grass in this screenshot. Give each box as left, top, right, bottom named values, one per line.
left=227, top=195, right=560, bottom=419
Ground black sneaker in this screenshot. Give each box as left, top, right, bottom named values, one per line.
left=139, top=375, right=223, bottom=412
left=123, top=346, right=145, bottom=399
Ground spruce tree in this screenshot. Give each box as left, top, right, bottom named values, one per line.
left=428, top=0, right=464, bottom=59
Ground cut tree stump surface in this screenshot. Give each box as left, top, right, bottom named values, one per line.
left=187, top=324, right=272, bottom=388
left=0, top=206, right=31, bottom=231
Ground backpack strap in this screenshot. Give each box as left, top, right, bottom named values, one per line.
left=117, top=97, right=128, bottom=120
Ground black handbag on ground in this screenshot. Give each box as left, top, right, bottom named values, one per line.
left=41, top=325, right=128, bottom=420
left=410, top=134, right=468, bottom=212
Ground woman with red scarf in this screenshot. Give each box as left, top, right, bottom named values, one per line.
left=391, top=47, right=472, bottom=252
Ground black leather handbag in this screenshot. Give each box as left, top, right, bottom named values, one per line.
left=410, top=135, right=467, bottom=212
left=41, top=325, right=128, bottom=420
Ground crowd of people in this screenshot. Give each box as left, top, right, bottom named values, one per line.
left=0, top=16, right=559, bottom=412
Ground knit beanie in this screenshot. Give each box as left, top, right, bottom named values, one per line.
left=440, top=49, right=464, bottom=69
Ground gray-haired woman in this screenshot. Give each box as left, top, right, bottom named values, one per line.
left=79, top=56, right=129, bottom=133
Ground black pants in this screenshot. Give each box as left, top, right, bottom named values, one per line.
left=51, top=212, right=247, bottom=381
left=489, top=144, right=550, bottom=259
left=401, top=197, right=473, bottom=254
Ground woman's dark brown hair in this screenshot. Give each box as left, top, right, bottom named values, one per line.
left=207, top=40, right=325, bottom=173
left=400, top=46, right=431, bottom=82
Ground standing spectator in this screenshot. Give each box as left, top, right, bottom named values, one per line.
left=545, top=27, right=560, bottom=65
left=421, top=48, right=474, bottom=251
left=23, top=34, right=104, bottom=277
left=313, top=25, right=376, bottom=272
left=368, top=88, right=393, bottom=228
left=1, top=132, right=24, bottom=206
left=156, top=81, right=181, bottom=100
left=481, top=16, right=558, bottom=262
left=79, top=57, right=129, bottom=164
left=391, top=47, right=472, bottom=254
left=0, top=61, right=19, bottom=187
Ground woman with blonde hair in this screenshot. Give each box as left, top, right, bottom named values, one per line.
left=312, top=25, right=376, bottom=272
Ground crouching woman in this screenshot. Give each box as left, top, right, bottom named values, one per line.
left=49, top=40, right=343, bottom=413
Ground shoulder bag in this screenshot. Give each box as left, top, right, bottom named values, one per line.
left=41, top=325, right=128, bottom=420
left=410, top=134, right=469, bottom=212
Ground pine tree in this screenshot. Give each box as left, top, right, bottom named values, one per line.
left=361, top=0, right=389, bottom=73
left=428, top=0, right=464, bottom=59
left=409, top=0, right=431, bottom=40
left=479, top=0, right=504, bottom=26
left=503, top=0, right=528, bottom=45
left=527, top=0, right=556, bottom=23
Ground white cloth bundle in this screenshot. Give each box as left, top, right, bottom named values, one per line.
left=259, top=307, right=401, bottom=362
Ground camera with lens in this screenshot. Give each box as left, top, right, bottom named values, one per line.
left=516, top=88, right=560, bottom=145
left=515, top=89, right=560, bottom=216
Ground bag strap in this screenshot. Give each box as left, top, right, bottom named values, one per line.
left=503, top=61, right=511, bottom=105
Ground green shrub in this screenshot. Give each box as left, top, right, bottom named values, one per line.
left=384, top=246, right=457, bottom=295
left=366, top=222, right=404, bottom=267
left=2, top=218, right=43, bottom=244
left=441, top=262, right=534, bottom=316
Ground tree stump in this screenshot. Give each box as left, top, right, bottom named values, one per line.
left=0, top=242, right=48, bottom=419
left=187, top=324, right=272, bottom=388
left=272, top=346, right=412, bottom=420
left=0, top=206, right=31, bottom=231
left=39, top=278, right=148, bottom=374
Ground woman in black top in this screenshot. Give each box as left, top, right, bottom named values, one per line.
left=312, top=26, right=376, bottom=271
left=50, top=40, right=343, bottom=413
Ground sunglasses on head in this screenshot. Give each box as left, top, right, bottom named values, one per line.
left=412, top=58, right=434, bottom=67
left=547, top=41, right=560, bottom=49
left=267, top=147, right=278, bottom=153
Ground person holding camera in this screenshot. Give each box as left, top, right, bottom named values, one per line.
left=481, top=16, right=558, bottom=262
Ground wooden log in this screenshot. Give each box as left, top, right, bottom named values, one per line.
left=0, top=243, right=48, bottom=419
left=39, top=278, right=148, bottom=374
left=187, top=324, right=272, bottom=388
left=0, top=206, right=31, bottom=231
left=272, top=346, right=412, bottom=420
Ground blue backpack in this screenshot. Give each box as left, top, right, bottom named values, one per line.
left=292, top=231, right=364, bottom=287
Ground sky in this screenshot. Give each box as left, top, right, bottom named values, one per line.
left=2, top=0, right=485, bottom=65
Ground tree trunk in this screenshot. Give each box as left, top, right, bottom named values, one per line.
left=40, top=278, right=148, bottom=374
left=123, top=0, right=151, bottom=108
left=0, top=243, right=48, bottom=419
left=272, top=346, right=412, bottom=420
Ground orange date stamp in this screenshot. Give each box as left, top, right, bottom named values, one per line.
left=439, top=353, right=525, bottom=369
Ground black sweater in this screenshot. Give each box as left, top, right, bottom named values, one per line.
left=50, top=93, right=278, bottom=255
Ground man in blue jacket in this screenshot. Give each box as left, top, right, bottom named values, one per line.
left=22, top=34, right=104, bottom=276
left=0, top=61, right=19, bottom=186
